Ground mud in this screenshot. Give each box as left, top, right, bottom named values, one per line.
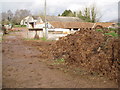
left=2, top=30, right=118, bottom=88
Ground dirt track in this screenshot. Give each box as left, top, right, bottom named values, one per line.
left=2, top=31, right=118, bottom=88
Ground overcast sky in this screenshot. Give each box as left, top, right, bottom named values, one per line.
left=0, top=0, right=119, bottom=22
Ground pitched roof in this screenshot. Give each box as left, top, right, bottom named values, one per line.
left=41, top=16, right=84, bottom=22
left=49, top=21, right=94, bottom=29
left=32, top=16, right=40, bottom=20
left=94, top=22, right=115, bottom=28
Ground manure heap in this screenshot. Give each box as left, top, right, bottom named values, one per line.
left=51, top=29, right=120, bottom=81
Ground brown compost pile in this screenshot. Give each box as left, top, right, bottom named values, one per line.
left=50, top=29, right=120, bottom=81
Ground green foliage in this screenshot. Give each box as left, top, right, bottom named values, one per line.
left=14, top=25, right=26, bottom=27
left=108, top=28, right=117, bottom=31
left=117, top=23, right=120, bottom=26
left=21, top=25, right=27, bottom=27
left=77, top=13, right=91, bottom=22
left=41, top=37, right=47, bottom=41
left=52, top=58, right=65, bottom=65
left=96, top=29, right=103, bottom=32
left=91, top=6, right=96, bottom=23
left=56, top=58, right=65, bottom=62
left=77, top=5, right=98, bottom=22
left=73, top=12, right=76, bottom=17
left=0, top=35, right=3, bottom=42
left=61, top=10, right=75, bottom=17
left=58, top=14, right=61, bottom=16
left=104, top=32, right=118, bottom=37
left=96, top=28, right=118, bottom=38
left=84, top=8, right=91, bottom=22
left=59, top=5, right=99, bottom=22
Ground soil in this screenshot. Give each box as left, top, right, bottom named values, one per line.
left=51, top=29, right=120, bottom=82
left=2, top=30, right=118, bottom=88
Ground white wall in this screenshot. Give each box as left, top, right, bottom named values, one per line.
left=48, top=28, right=70, bottom=34
left=27, top=31, right=44, bottom=39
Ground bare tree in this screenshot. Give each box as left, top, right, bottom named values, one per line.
left=13, top=9, right=31, bottom=24
left=1, top=9, right=31, bottom=25
left=1, top=12, right=8, bottom=24
left=84, top=7, right=91, bottom=22
left=77, top=4, right=102, bottom=23
left=7, top=10, right=13, bottom=23
left=1, top=10, right=14, bottom=24
left=91, top=6, right=96, bottom=23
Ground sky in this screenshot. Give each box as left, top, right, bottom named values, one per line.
left=0, top=0, right=119, bottom=22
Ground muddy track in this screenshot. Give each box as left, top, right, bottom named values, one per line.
left=2, top=31, right=118, bottom=88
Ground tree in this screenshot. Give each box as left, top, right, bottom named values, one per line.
left=13, top=9, right=31, bottom=25
left=58, top=14, right=61, bottom=16
left=77, top=4, right=102, bottom=23
left=61, top=10, right=75, bottom=17
left=7, top=10, right=13, bottom=23
left=77, top=10, right=86, bottom=21
left=77, top=11, right=82, bottom=18
left=1, top=9, right=31, bottom=25
left=73, top=11, right=76, bottom=17
left=84, top=7, right=91, bottom=22
left=1, top=12, right=8, bottom=24
left=1, top=10, right=14, bottom=24
left=91, top=6, right=96, bottom=23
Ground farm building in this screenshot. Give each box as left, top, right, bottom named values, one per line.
left=20, top=16, right=117, bottom=39
left=21, top=16, right=117, bottom=30
left=20, top=16, right=44, bottom=29
left=49, top=21, right=94, bottom=30
left=93, top=22, right=118, bottom=29
left=21, top=16, right=84, bottom=30
left=48, top=21, right=94, bottom=34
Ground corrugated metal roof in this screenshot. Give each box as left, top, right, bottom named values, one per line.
left=49, top=21, right=94, bottom=29
left=32, top=16, right=40, bottom=20
left=41, top=16, right=84, bottom=22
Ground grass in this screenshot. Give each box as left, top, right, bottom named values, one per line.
left=52, top=58, right=65, bottom=65
left=96, top=28, right=119, bottom=38
left=41, top=37, right=52, bottom=41
left=96, top=29, right=103, bottom=32
left=41, top=37, right=47, bottom=41
left=104, top=32, right=118, bottom=37
left=0, top=34, right=3, bottom=37
left=23, top=37, right=51, bottom=41
left=0, top=37, right=3, bottom=42
left=108, top=28, right=117, bottom=31
left=14, top=25, right=26, bottom=28
left=55, top=58, right=65, bottom=62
